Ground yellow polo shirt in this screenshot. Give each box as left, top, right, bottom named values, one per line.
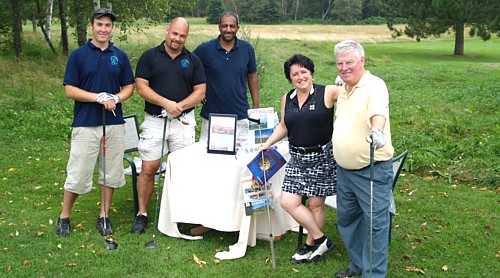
left=333, top=71, right=394, bottom=170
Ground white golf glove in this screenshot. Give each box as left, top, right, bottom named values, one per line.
left=96, top=92, right=113, bottom=103
left=335, top=75, right=344, bottom=86
left=160, top=108, right=174, bottom=120
left=366, top=128, right=386, bottom=150
left=111, top=94, right=120, bottom=104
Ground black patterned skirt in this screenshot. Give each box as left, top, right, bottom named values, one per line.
left=282, top=142, right=337, bottom=197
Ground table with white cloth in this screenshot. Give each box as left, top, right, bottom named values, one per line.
left=157, top=141, right=298, bottom=260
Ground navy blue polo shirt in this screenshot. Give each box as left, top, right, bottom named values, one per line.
left=194, top=35, right=257, bottom=120
left=63, top=39, right=135, bottom=127
left=135, top=42, right=206, bottom=116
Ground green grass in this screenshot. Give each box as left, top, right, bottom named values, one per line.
left=0, top=26, right=498, bottom=277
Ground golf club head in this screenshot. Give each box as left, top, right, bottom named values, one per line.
left=104, top=238, right=118, bottom=250
left=145, top=240, right=157, bottom=249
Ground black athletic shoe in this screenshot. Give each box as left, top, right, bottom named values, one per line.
left=290, top=244, right=313, bottom=263
left=308, top=236, right=335, bottom=263
left=96, top=217, right=113, bottom=236
left=56, top=217, right=71, bottom=236
left=335, top=268, right=359, bottom=278
left=131, top=214, right=148, bottom=234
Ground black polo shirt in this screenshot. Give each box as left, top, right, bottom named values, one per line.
left=135, top=41, right=206, bottom=115
left=284, top=84, right=334, bottom=147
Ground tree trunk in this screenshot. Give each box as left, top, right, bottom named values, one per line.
left=59, top=0, right=69, bottom=55
left=12, top=0, right=23, bottom=57
left=294, top=0, right=299, bottom=20
left=93, top=0, right=100, bottom=9
left=32, top=14, right=37, bottom=32
left=454, top=22, right=465, bottom=55
left=322, top=0, right=333, bottom=19
left=46, top=0, right=54, bottom=39
left=36, top=0, right=57, bottom=54
left=74, top=0, right=87, bottom=46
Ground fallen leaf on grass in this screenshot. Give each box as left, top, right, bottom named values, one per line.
left=49, top=219, right=54, bottom=225
left=438, top=192, right=449, bottom=198
left=67, top=262, right=78, bottom=267
left=405, top=265, right=425, bottom=274
left=401, top=254, right=413, bottom=260
left=57, top=244, right=62, bottom=249
left=23, top=260, right=29, bottom=265
left=36, top=231, right=44, bottom=236
left=193, top=254, right=206, bottom=267
left=442, top=265, right=448, bottom=271
left=8, top=168, right=16, bottom=172
left=291, top=268, right=300, bottom=273
left=213, top=259, right=220, bottom=265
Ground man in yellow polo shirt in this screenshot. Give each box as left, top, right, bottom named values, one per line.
left=332, top=40, right=394, bottom=278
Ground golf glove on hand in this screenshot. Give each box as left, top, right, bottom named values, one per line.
left=110, top=94, right=120, bottom=104
left=366, top=128, right=386, bottom=150
left=160, top=108, right=174, bottom=120
left=335, top=75, right=345, bottom=86
left=96, top=92, right=113, bottom=103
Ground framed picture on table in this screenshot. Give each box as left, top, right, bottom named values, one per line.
left=207, top=113, right=238, bottom=155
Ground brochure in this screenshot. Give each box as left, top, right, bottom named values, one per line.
left=246, top=148, right=287, bottom=185
left=241, top=175, right=274, bottom=216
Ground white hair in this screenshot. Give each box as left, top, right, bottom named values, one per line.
left=334, top=40, right=365, bottom=58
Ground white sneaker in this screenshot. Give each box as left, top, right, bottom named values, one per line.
left=308, top=237, right=335, bottom=263
left=290, top=244, right=313, bottom=263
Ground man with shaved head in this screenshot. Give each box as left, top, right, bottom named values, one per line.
left=131, top=17, right=206, bottom=234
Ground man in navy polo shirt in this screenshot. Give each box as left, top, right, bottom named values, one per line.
left=131, top=17, right=206, bottom=234
left=56, top=8, right=135, bottom=237
left=194, top=11, right=260, bottom=142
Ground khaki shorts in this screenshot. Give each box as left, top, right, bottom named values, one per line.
left=64, top=125, right=126, bottom=195
left=138, top=111, right=196, bottom=161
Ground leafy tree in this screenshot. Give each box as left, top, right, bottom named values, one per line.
left=362, top=0, right=383, bottom=19
left=0, top=7, right=12, bottom=45
left=254, top=0, right=282, bottom=23
left=332, top=0, right=363, bottom=24
left=12, top=0, right=22, bottom=57
left=206, top=0, right=224, bottom=24
left=379, top=0, right=500, bottom=55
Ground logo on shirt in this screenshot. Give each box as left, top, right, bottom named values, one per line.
left=309, top=104, right=315, bottom=111
left=110, top=56, right=119, bottom=66
left=180, top=59, right=190, bottom=69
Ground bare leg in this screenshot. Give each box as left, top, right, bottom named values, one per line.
left=136, top=159, right=161, bottom=214
left=59, top=189, right=79, bottom=218
left=280, top=191, right=324, bottom=245
left=99, top=185, right=115, bottom=218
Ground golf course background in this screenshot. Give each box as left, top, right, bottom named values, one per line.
left=0, top=21, right=498, bottom=277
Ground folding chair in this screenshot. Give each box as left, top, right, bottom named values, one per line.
left=123, top=114, right=140, bottom=215
left=389, top=150, right=408, bottom=242
left=296, top=150, right=408, bottom=247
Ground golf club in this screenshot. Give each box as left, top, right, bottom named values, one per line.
left=249, top=116, right=277, bottom=268
left=102, top=107, right=118, bottom=250
left=369, top=141, right=374, bottom=277
left=145, top=117, right=168, bottom=249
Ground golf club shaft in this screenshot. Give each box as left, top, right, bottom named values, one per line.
left=258, top=127, right=276, bottom=268
left=102, top=107, right=108, bottom=232
left=148, top=117, right=168, bottom=245
left=369, top=142, right=374, bottom=278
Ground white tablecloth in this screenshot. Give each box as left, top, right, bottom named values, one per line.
left=157, top=141, right=297, bottom=260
